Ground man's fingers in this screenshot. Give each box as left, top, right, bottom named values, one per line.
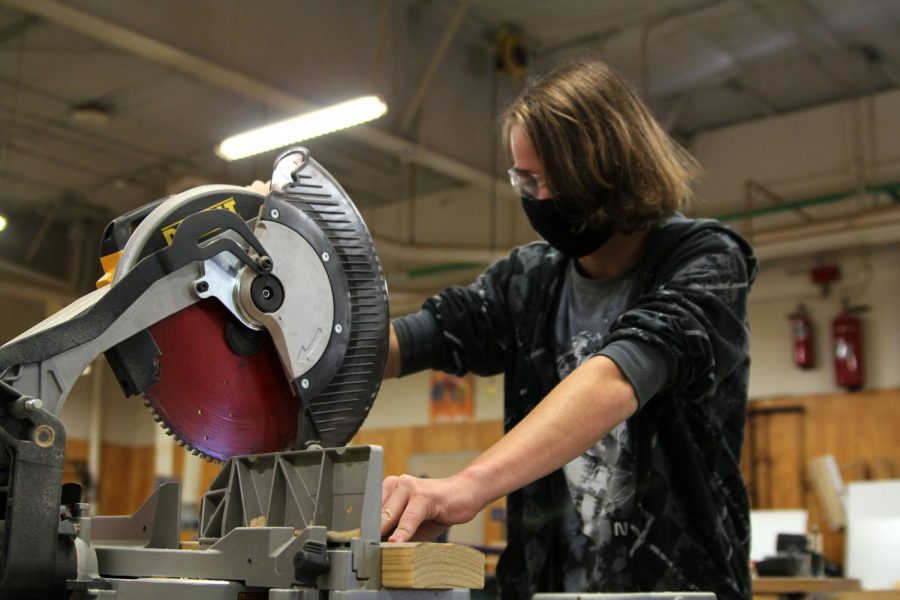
left=380, top=480, right=409, bottom=538
left=388, top=496, right=431, bottom=543
left=382, top=476, right=398, bottom=506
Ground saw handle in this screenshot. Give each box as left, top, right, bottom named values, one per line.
left=99, top=200, right=165, bottom=256
left=97, top=200, right=165, bottom=288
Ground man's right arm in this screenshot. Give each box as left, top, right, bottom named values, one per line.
left=384, top=323, right=401, bottom=379
left=385, top=250, right=520, bottom=382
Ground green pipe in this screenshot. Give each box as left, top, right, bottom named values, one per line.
left=402, top=181, right=900, bottom=278
left=406, top=262, right=484, bottom=279
left=715, top=181, right=900, bottom=223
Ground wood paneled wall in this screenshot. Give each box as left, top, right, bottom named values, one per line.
left=742, top=388, right=900, bottom=565
left=64, top=439, right=155, bottom=516
left=65, top=439, right=223, bottom=517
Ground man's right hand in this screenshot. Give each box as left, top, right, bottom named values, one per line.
left=247, top=180, right=270, bottom=194
left=380, top=470, right=487, bottom=542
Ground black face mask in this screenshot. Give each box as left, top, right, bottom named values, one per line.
left=520, top=195, right=615, bottom=258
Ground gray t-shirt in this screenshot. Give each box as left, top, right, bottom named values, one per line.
left=554, top=261, right=638, bottom=592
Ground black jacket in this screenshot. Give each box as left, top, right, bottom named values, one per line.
left=394, top=214, right=758, bottom=599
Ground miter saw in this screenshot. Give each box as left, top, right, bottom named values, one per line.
left=0, top=148, right=471, bottom=599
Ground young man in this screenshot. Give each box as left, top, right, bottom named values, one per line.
left=380, top=59, right=757, bottom=599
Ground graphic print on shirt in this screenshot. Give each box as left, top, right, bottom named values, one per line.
left=553, top=263, right=637, bottom=591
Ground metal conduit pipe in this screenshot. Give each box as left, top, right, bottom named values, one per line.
left=386, top=204, right=900, bottom=309
left=717, top=181, right=900, bottom=223
left=377, top=181, right=900, bottom=276
left=752, top=204, right=900, bottom=260
left=374, top=236, right=509, bottom=266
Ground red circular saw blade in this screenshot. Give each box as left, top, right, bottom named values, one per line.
left=143, top=299, right=298, bottom=461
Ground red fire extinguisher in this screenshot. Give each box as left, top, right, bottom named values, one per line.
left=833, top=302, right=866, bottom=391
left=789, top=304, right=815, bottom=369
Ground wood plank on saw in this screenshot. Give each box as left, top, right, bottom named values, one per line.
left=381, top=542, right=485, bottom=589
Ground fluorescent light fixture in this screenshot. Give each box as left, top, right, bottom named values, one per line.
left=217, top=95, right=388, bottom=161
left=0, top=214, right=7, bottom=232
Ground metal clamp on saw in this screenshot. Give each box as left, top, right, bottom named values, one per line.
left=0, top=149, right=469, bottom=598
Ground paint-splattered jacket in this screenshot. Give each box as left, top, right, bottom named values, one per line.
left=394, top=214, right=758, bottom=599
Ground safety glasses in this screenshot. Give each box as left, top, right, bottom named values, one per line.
left=508, top=167, right=553, bottom=200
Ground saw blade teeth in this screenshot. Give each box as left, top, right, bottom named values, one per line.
left=164, top=425, right=222, bottom=463
left=141, top=392, right=249, bottom=464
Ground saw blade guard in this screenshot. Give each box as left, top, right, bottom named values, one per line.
left=259, top=147, right=391, bottom=450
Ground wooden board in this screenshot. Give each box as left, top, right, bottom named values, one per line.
left=752, top=576, right=861, bottom=594
left=381, top=542, right=484, bottom=589
left=834, top=593, right=900, bottom=600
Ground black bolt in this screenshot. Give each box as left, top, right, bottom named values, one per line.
left=250, top=274, right=284, bottom=313
left=195, top=281, right=209, bottom=294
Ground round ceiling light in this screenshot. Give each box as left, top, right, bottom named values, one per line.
left=70, top=101, right=111, bottom=126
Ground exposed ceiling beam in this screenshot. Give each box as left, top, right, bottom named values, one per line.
left=0, top=276, right=74, bottom=311
left=856, top=44, right=900, bottom=87
left=0, top=0, right=503, bottom=191
left=24, top=202, right=58, bottom=262
left=401, top=0, right=469, bottom=135
left=0, top=256, right=73, bottom=294
left=0, top=190, right=113, bottom=219
left=0, top=79, right=229, bottom=181
left=744, top=0, right=860, bottom=95
left=0, top=12, right=37, bottom=44
left=662, top=91, right=693, bottom=131
left=537, top=0, right=724, bottom=58
left=0, top=168, right=61, bottom=192
left=725, top=79, right=777, bottom=117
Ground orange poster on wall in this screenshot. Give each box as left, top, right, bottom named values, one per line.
left=429, top=371, right=474, bottom=423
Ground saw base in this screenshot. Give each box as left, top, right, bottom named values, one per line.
left=85, top=580, right=470, bottom=599
left=69, top=447, right=480, bottom=599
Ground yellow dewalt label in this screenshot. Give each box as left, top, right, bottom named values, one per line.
left=160, top=197, right=239, bottom=245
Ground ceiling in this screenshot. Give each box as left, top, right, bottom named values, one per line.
left=1, top=0, right=899, bottom=291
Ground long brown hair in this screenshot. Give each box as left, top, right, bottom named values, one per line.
left=503, top=59, right=701, bottom=233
